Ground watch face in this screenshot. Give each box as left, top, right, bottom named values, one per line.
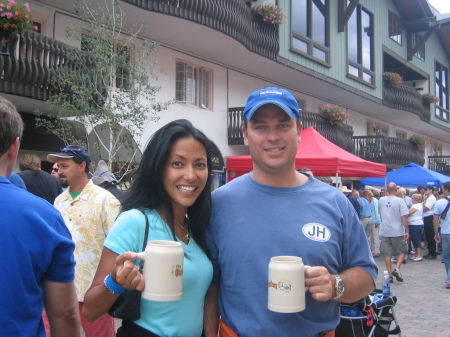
left=337, top=280, right=345, bottom=294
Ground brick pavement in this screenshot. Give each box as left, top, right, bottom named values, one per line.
left=373, top=251, right=450, bottom=337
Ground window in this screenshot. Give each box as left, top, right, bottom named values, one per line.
left=81, top=34, right=132, bottom=89
left=33, top=22, right=42, bottom=34
left=291, top=0, right=329, bottom=64
left=368, top=121, right=388, bottom=136
left=347, top=3, right=374, bottom=85
left=388, top=11, right=402, bottom=45
left=115, top=45, right=131, bottom=88
left=176, top=60, right=212, bottom=109
left=429, top=142, right=442, bottom=156
left=435, top=62, right=449, bottom=121
left=412, top=32, right=425, bottom=61
left=395, top=130, right=406, bottom=139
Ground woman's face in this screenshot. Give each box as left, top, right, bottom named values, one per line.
left=163, top=137, right=209, bottom=216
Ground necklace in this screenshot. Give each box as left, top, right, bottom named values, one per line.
left=175, top=219, right=190, bottom=241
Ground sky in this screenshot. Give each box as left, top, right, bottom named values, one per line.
left=428, top=0, right=450, bottom=14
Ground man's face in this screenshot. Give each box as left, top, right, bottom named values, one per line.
left=56, top=158, right=84, bottom=188
left=243, top=104, right=302, bottom=177
left=426, top=189, right=433, bottom=196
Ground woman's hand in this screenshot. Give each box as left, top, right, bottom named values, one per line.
left=112, top=252, right=145, bottom=291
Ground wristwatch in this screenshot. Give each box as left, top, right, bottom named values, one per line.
left=332, top=274, right=345, bottom=300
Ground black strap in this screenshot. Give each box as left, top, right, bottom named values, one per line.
left=440, top=197, right=450, bottom=220
left=137, top=208, right=149, bottom=272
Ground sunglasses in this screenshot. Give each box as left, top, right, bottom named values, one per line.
left=59, top=147, right=86, bottom=163
left=51, top=167, right=59, bottom=172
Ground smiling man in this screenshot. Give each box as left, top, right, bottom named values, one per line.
left=47, top=145, right=120, bottom=337
left=204, top=87, right=377, bottom=337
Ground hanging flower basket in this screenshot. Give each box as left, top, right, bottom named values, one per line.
left=422, top=93, right=440, bottom=104
left=382, top=72, right=403, bottom=87
left=409, top=134, right=429, bottom=149
left=319, top=104, right=348, bottom=124
left=250, top=4, right=285, bottom=25
left=0, top=0, right=37, bottom=40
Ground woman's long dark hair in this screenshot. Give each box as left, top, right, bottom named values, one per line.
left=121, top=119, right=213, bottom=255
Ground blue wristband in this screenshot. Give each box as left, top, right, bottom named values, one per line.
left=405, top=231, right=409, bottom=234
left=103, top=273, right=126, bottom=295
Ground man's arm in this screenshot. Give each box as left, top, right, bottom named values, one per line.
left=306, top=266, right=375, bottom=304
left=433, top=215, right=441, bottom=243
left=401, top=215, right=409, bottom=240
left=44, top=280, right=80, bottom=337
left=203, top=283, right=219, bottom=337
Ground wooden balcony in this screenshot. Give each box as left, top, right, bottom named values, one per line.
left=353, top=136, right=425, bottom=169
left=122, top=0, right=279, bottom=59
left=0, top=30, right=68, bottom=101
left=228, top=108, right=354, bottom=152
left=383, top=81, right=430, bottom=122
left=428, top=156, right=450, bottom=177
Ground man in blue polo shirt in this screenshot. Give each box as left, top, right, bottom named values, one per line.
left=358, top=190, right=373, bottom=251
left=0, top=96, right=80, bottom=336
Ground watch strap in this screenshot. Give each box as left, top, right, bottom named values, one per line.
left=332, top=274, right=344, bottom=300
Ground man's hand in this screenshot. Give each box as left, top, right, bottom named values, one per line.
left=305, top=266, right=334, bottom=301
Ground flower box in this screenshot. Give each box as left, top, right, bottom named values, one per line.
left=250, top=4, right=285, bottom=25
left=422, top=93, right=440, bottom=104
left=319, top=104, right=348, bottom=124
left=0, top=0, right=37, bottom=39
left=382, top=72, right=403, bottom=87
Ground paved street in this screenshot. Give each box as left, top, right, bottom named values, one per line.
left=372, top=251, right=450, bottom=337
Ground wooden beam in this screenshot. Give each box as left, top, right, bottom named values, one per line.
left=407, top=27, right=436, bottom=61
left=338, top=0, right=359, bottom=32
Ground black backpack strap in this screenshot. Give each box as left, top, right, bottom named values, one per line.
left=137, top=208, right=149, bottom=271
left=440, top=197, right=450, bottom=220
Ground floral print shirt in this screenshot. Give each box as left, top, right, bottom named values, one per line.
left=54, top=180, right=120, bottom=301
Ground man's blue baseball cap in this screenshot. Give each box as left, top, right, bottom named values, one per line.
left=243, top=87, right=300, bottom=120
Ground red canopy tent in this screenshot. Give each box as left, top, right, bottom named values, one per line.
left=226, top=126, right=386, bottom=181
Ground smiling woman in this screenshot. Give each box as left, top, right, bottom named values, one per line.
left=83, top=119, right=215, bottom=337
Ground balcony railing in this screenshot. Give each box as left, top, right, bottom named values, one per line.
left=122, top=0, right=279, bottom=59
left=383, top=81, right=430, bottom=122
left=228, top=108, right=354, bottom=152
left=428, top=156, right=450, bottom=177
left=0, top=30, right=68, bottom=101
left=353, top=135, right=425, bottom=168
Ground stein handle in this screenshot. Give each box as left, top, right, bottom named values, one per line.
left=135, top=252, right=146, bottom=261
left=304, top=265, right=311, bottom=291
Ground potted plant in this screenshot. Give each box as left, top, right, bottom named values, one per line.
left=319, top=104, right=348, bottom=124
left=422, top=93, right=440, bottom=104
left=0, top=0, right=37, bottom=41
left=409, top=134, right=429, bottom=149
left=382, top=72, right=403, bottom=87
left=250, top=4, right=285, bottom=25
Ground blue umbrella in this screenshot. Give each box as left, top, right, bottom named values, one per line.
left=360, top=162, right=450, bottom=187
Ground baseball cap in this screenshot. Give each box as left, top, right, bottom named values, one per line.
left=47, top=145, right=91, bottom=165
left=243, top=87, right=300, bottom=120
